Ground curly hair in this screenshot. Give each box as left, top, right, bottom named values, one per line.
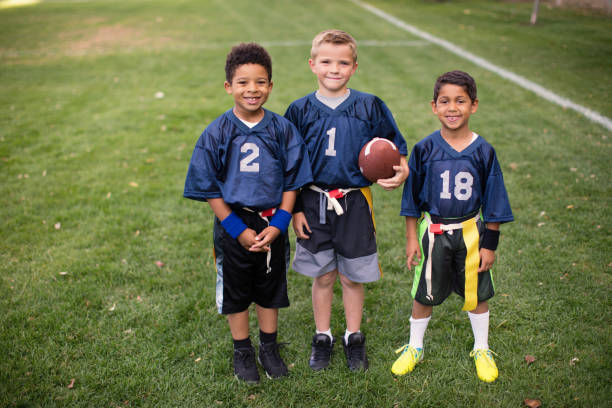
left=225, top=43, right=272, bottom=83
left=433, top=70, right=477, bottom=103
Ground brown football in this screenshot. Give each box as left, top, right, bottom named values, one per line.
left=358, top=138, right=401, bottom=182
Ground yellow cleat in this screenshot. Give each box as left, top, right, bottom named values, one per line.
left=470, top=349, right=498, bottom=383
left=391, top=345, right=423, bottom=375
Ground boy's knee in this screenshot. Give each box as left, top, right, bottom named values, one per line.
left=314, top=270, right=338, bottom=287
left=338, top=273, right=361, bottom=289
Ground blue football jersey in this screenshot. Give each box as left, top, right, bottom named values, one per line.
left=401, top=130, right=513, bottom=223
left=184, top=108, right=313, bottom=210
left=284, top=90, right=408, bottom=188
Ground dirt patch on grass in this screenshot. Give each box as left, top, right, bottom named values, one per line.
left=60, top=24, right=171, bottom=54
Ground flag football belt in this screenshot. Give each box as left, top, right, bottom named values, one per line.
left=242, top=207, right=277, bottom=274
left=423, top=212, right=480, bottom=311
left=308, top=185, right=361, bottom=216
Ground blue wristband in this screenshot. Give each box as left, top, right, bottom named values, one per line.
left=220, top=212, right=248, bottom=239
left=269, top=209, right=292, bottom=231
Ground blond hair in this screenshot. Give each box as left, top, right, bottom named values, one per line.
left=310, top=29, right=357, bottom=62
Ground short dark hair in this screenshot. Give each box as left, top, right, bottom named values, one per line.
left=433, top=70, right=477, bottom=103
left=225, top=43, right=272, bottom=83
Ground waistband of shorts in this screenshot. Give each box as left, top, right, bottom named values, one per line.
left=429, top=210, right=480, bottom=224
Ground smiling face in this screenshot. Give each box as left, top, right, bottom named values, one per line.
left=309, top=42, right=357, bottom=97
left=225, top=63, right=273, bottom=122
left=431, top=83, right=479, bottom=135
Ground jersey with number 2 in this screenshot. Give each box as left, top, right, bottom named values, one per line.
left=284, top=90, right=408, bottom=188
left=183, top=108, right=313, bottom=210
left=400, top=130, right=513, bottom=223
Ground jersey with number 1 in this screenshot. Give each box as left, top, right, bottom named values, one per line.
left=183, top=108, right=313, bottom=210
left=401, top=130, right=513, bottom=223
left=284, top=90, right=408, bottom=188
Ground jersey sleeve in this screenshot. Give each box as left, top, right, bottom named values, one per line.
left=400, top=145, right=424, bottom=217
left=372, top=97, right=408, bottom=156
left=481, top=151, right=514, bottom=223
left=282, top=121, right=313, bottom=191
left=183, top=127, right=223, bottom=202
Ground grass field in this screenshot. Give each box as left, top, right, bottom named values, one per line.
left=1, top=0, right=611, bottom=407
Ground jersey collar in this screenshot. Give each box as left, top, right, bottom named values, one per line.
left=227, top=108, right=273, bottom=132
left=309, top=89, right=358, bottom=114
left=434, top=130, right=482, bottom=157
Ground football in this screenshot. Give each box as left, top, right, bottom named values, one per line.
left=358, top=138, right=401, bottom=182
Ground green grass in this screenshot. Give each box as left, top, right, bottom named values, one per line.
left=1, top=0, right=611, bottom=407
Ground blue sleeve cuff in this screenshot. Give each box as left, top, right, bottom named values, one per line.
left=220, top=212, right=248, bottom=239
left=269, top=209, right=292, bottom=231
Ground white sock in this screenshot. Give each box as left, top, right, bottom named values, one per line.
left=468, top=311, right=490, bottom=350
left=316, top=328, right=333, bottom=341
left=344, top=330, right=356, bottom=344
left=408, top=316, right=431, bottom=349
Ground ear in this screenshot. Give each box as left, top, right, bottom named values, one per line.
left=430, top=100, right=437, bottom=114
left=351, top=61, right=358, bottom=75
left=224, top=81, right=232, bottom=95
left=471, top=98, right=479, bottom=113
left=308, top=58, right=316, bottom=73
left=268, top=80, right=274, bottom=92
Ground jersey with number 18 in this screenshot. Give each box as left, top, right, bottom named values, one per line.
left=401, top=130, right=513, bottom=223
left=284, top=90, right=408, bottom=188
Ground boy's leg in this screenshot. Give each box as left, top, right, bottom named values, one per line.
left=312, top=270, right=338, bottom=333
left=308, top=270, right=338, bottom=371
left=256, top=305, right=288, bottom=379
left=391, top=300, right=431, bottom=376
left=338, top=273, right=368, bottom=371
left=339, top=272, right=364, bottom=333
left=228, top=311, right=260, bottom=384
left=468, top=300, right=498, bottom=382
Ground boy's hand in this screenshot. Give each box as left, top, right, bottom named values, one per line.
left=250, top=226, right=280, bottom=252
left=376, top=156, right=409, bottom=191
left=237, top=228, right=259, bottom=251
left=478, top=248, right=495, bottom=272
left=292, top=212, right=311, bottom=239
left=406, top=239, right=422, bottom=271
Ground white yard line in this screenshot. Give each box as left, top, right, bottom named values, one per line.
left=350, top=0, right=612, bottom=131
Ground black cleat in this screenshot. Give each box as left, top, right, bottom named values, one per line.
left=233, top=346, right=260, bottom=384
left=342, top=332, right=369, bottom=371
left=309, top=333, right=335, bottom=371
left=258, top=342, right=289, bottom=379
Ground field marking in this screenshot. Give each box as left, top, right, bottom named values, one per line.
left=0, top=39, right=427, bottom=58
left=350, top=0, right=612, bottom=131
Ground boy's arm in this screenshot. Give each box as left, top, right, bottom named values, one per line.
left=406, top=216, right=421, bottom=270
left=377, top=155, right=409, bottom=191
left=207, top=198, right=259, bottom=252
left=478, top=222, right=500, bottom=272
left=251, top=191, right=297, bottom=251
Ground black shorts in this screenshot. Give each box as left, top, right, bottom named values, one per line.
left=213, top=208, right=289, bottom=315
left=412, top=214, right=494, bottom=307
left=292, top=187, right=380, bottom=283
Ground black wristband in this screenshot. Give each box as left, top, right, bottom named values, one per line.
left=481, top=228, right=500, bottom=251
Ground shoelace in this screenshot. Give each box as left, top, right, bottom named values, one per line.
left=312, top=339, right=333, bottom=359
left=470, top=349, right=497, bottom=364
left=347, top=340, right=365, bottom=360
left=235, top=349, right=256, bottom=367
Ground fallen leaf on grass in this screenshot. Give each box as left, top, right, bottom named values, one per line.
left=525, top=355, right=536, bottom=365
left=566, top=204, right=574, bottom=209
left=560, top=273, right=569, bottom=280
left=155, top=261, right=165, bottom=268
left=247, top=394, right=256, bottom=400
left=59, top=271, right=68, bottom=276
left=569, top=357, right=579, bottom=366
left=67, top=378, right=75, bottom=389
left=215, top=401, right=223, bottom=405
left=524, top=399, right=541, bottom=408
left=109, top=303, right=116, bottom=311
left=129, top=182, right=138, bottom=188
left=194, top=357, right=201, bottom=362
left=155, top=91, right=165, bottom=99
left=54, top=222, right=61, bottom=230
left=537, top=222, right=545, bottom=227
